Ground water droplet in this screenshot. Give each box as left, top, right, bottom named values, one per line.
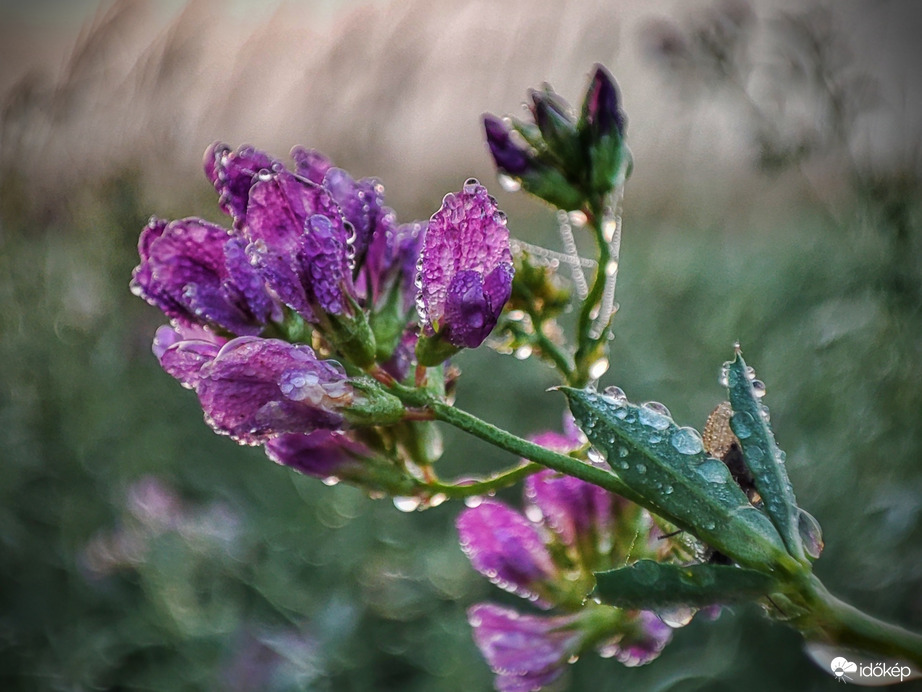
left=732, top=411, right=754, bottom=439
left=618, top=445, right=629, bottom=458
left=604, top=259, right=618, bottom=276
left=321, top=476, right=339, bottom=486
left=658, top=606, right=696, bottom=628
left=393, top=496, right=421, bottom=512
left=257, top=168, right=273, bottom=182
left=497, top=173, right=521, bottom=192
left=427, top=493, right=447, bottom=508
left=745, top=366, right=756, bottom=380
left=602, top=385, right=627, bottom=403
left=751, top=379, right=766, bottom=398
left=671, top=427, right=704, bottom=455
left=635, top=463, right=647, bottom=474
left=638, top=403, right=671, bottom=430
left=464, top=495, right=483, bottom=508
left=663, top=484, right=674, bottom=495
left=696, top=459, right=728, bottom=484
left=567, top=210, right=587, bottom=227
left=514, top=345, right=532, bottom=360
left=588, top=358, right=610, bottom=380
left=718, top=364, right=730, bottom=387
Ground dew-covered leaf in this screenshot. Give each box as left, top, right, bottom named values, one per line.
left=594, top=559, right=779, bottom=609
left=726, top=352, right=805, bottom=562
left=560, top=387, right=788, bottom=572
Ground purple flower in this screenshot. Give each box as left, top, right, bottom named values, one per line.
left=154, top=324, right=225, bottom=389
left=598, top=611, right=672, bottom=667
left=468, top=603, right=582, bottom=692
left=193, top=337, right=351, bottom=445
left=264, top=430, right=370, bottom=479
left=204, top=143, right=281, bottom=229
left=244, top=169, right=354, bottom=320
left=362, top=219, right=426, bottom=310
left=417, top=180, right=513, bottom=349
left=457, top=500, right=558, bottom=606
left=131, top=216, right=274, bottom=335
left=290, top=146, right=333, bottom=184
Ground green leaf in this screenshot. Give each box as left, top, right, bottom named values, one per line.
left=726, top=353, right=805, bottom=562
left=561, top=387, right=789, bottom=572
left=594, top=559, right=779, bottom=610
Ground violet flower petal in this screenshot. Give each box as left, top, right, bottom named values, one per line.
left=132, top=217, right=272, bottom=335
left=204, top=142, right=280, bottom=228
left=264, top=430, right=370, bottom=479
left=290, top=146, right=333, bottom=184
left=457, top=500, right=557, bottom=604
left=599, top=610, right=672, bottom=667
left=468, top=603, right=581, bottom=692
left=524, top=469, right=613, bottom=548
left=195, top=337, right=350, bottom=445
left=153, top=324, right=226, bottom=389
left=244, top=170, right=351, bottom=319
left=419, top=181, right=513, bottom=348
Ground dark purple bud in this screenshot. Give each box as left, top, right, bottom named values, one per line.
left=483, top=115, right=534, bottom=176
left=598, top=611, right=673, bottom=667
left=244, top=170, right=353, bottom=320
left=468, top=603, right=582, bottom=692
left=524, top=469, right=613, bottom=549
left=582, top=65, right=626, bottom=139
left=131, top=217, right=273, bottom=335
left=418, top=181, right=513, bottom=349
left=204, top=142, right=280, bottom=229
left=264, top=430, right=371, bottom=479
left=194, top=337, right=351, bottom=445
left=457, top=500, right=557, bottom=605
left=290, top=146, right=333, bottom=184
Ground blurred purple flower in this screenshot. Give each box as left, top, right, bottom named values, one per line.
left=244, top=169, right=354, bottom=320
left=457, top=500, right=558, bottom=606
left=193, top=336, right=351, bottom=445
left=131, top=217, right=274, bottom=335
left=468, top=603, right=582, bottom=692
left=599, top=610, right=673, bottom=667
left=582, top=64, right=626, bottom=140
left=418, top=180, right=513, bottom=348
left=483, top=115, right=535, bottom=177
left=265, top=430, right=370, bottom=479
left=525, top=469, right=613, bottom=551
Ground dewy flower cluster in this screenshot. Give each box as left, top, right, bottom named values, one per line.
left=132, top=143, right=514, bottom=486
left=458, top=423, right=685, bottom=691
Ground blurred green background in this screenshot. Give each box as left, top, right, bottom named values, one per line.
left=2, top=1, right=922, bottom=690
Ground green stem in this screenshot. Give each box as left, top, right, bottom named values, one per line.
left=574, top=206, right=611, bottom=386
left=797, top=574, right=922, bottom=668
left=425, top=462, right=543, bottom=499
left=390, top=382, right=645, bottom=505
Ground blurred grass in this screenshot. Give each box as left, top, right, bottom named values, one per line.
left=1, top=154, right=921, bottom=692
